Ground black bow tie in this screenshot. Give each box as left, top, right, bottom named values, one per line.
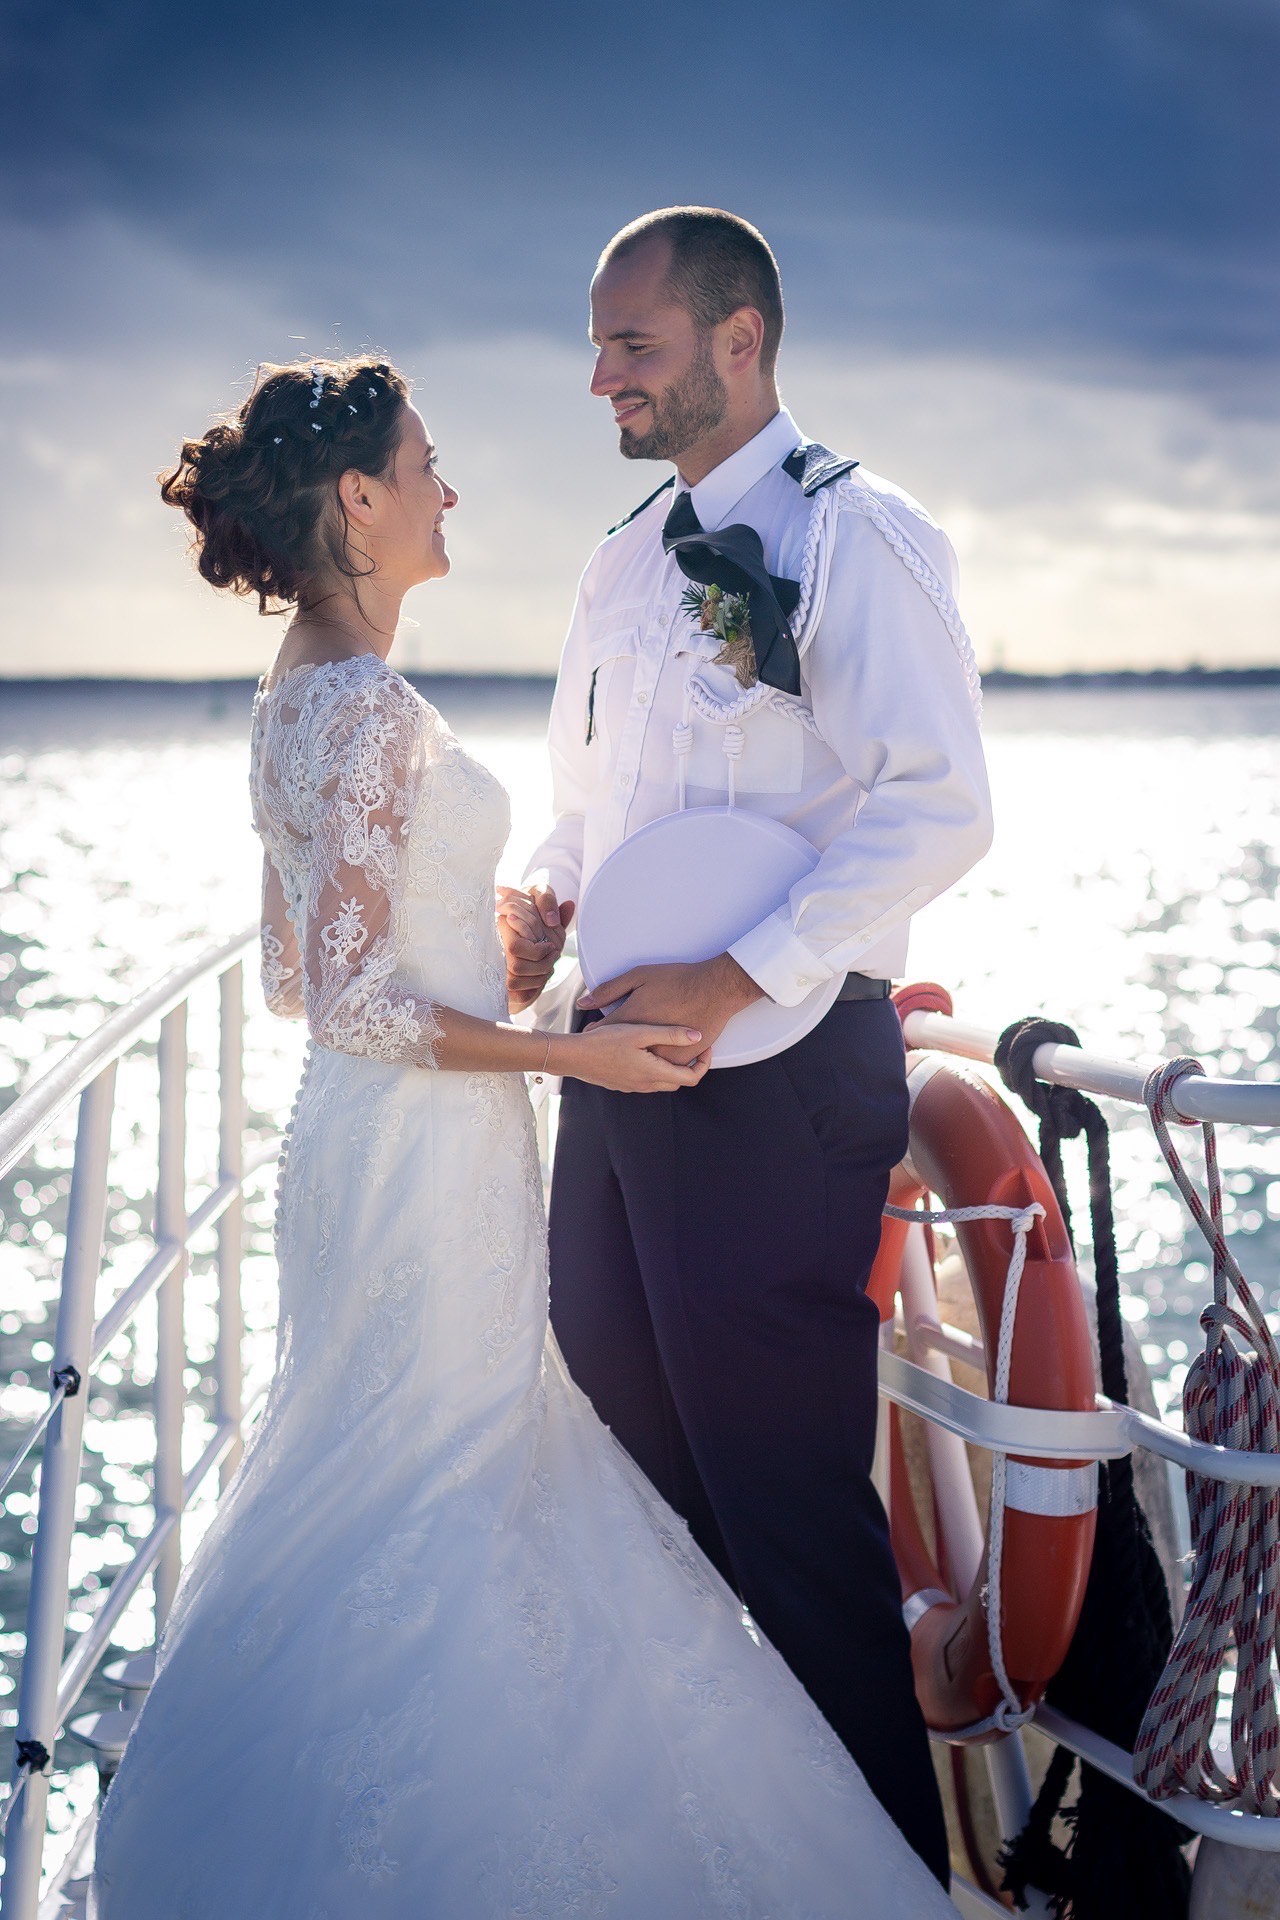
left=662, top=491, right=802, bottom=696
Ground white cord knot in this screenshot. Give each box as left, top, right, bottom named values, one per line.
left=991, top=1698, right=1037, bottom=1735
left=721, top=724, right=744, bottom=760
left=672, top=722, right=693, bottom=755
left=1009, top=1203, right=1045, bottom=1237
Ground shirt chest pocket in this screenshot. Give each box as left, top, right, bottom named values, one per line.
left=684, top=693, right=806, bottom=796
left=584, top=620, right=640, bottom=754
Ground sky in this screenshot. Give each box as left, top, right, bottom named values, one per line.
left=0, top=0, right=1276, bottom=678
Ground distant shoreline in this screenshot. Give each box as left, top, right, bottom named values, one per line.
left=982, top=665, right=1280, bottom=690
left=3, top=665, right=1280, bottom=694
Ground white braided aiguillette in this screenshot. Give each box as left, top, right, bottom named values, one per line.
left=837, top=477, right=984, bottom=720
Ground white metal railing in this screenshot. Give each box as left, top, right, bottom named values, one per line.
left=901, top=1004, right=1280, bottom=1128
left=3, top=960, right=1279, bottom=1905
left=891, top=1005, right=1280, bottom=1859
left=0, top=926, right=276, bottom=1917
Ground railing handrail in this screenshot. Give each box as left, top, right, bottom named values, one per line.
left=0, top=925, right=257, bottom=1183
left=879, top=1346, right=1280, bottom=1487
left=5, top=957, right=1279, bottom=1900
left=901, top=1006, right=1280, bottom=1128
left=0, top=942, right=259, bottom=1916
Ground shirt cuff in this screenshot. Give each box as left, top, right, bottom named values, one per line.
left=728, top=909, right=839, bottom=1009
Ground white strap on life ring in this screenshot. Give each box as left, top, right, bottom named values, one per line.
left=1004, top=1459, right=1099, bottom=1519
left=884, top=1197, right=1049, bottom=1737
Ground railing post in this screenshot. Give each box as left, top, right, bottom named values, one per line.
left=153, top=1007, right=187, bottom=1632
left=3, top=1068, right=116, bottom=1920
left=216, top=964, right=245, bottom=1487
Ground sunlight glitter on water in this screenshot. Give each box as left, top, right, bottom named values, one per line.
left=3, top=677, right=1280, bottom=1845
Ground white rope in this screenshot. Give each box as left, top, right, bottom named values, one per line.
left=837, top=477, right=984, bottom=721
left=884, top=1199, right=1046, bottom=1733
left=685, top=671, right=823, bottom=738
left=685, top=673, right=773, bottom=725
left=789, top=484, right=833, bottom=649
left=721, top=723, right=743, bottom=808
left=672, top=706, right=693, bottom=813
left=673, top=471, right=971, bottom=805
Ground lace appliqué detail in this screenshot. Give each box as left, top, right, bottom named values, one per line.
left=260, top=921, right=297, bottom=1012
left=475, top=1177, right=521, bottom=1369
left=314, top=1674, right=436, bottom=1883
left=228, top=1591, right=288, bottom=1663
left=342, top=1530, right=439, bottom=1631
left=482, top=1562, right=571, bottom=1685
left=794, top=1714, right=857, bottom=1797
left=251, top=659, right=444, bottom=1066
left=341, top=1258, right=418, bottom=1431
left=641, top=1638, right=748, bottom=1716
left=508, top=1820, right=620, bottom=1918
left=349, top=1079, right=405, bottom=1188
left=465, top=1071, right=506, bottom=1130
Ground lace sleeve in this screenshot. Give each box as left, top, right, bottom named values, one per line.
left=302, top=669, right=442, bottom=1067
left=259, top=852, right=304, bottom=1018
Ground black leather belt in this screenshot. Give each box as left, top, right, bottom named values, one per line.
left=834, top=973, right=893, bottom=1002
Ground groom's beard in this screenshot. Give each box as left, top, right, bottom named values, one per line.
left=617, top=333, right=727, bottom=462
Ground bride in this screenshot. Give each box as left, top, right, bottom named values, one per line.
left=90, top=356, right=956, bottom=1918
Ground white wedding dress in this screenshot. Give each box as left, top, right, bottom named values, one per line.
left=90, top=656, right=954, bottom=1918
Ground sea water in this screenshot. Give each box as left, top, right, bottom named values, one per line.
left=3, top=676, right=1280, bottom=1844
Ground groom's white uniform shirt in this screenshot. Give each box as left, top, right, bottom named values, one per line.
left=526, top=407, right=993, bottom=1002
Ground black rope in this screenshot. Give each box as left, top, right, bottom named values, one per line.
left=993, top=1016, right=1190, bottom=1920
left=14, top=1737, right=50, bottom=1774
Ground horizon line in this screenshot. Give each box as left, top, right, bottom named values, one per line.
left=4, top=665, right=1280, bottom=693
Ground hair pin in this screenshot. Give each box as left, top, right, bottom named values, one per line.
left=310, top=364, right=325, bottom=409
left=311, top=422, right=323, bottom=433
left=347, top=403, right=358, bottom=414
left=273, top=435, right=283, bottom=445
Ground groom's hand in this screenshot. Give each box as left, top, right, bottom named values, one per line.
left=497, top=885, right=573, bottom=1013
left=578, top=955, right=763, bottom=1065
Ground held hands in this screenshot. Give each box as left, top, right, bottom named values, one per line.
left=497, top=884, right=573, bottom=1013
left=577, top=955, right=763, bottom=1066
left=564, top=1023, right=713, bottom=1094
left=497, top=896, right=756, bottom=1084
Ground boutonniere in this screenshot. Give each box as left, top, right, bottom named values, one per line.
left=679, top=582, right=757, bottom=690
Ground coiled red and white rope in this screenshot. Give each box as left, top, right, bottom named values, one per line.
left=1133, top=1057, right=1280, bottom=1812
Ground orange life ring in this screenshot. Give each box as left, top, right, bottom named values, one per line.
left=867, top=983, right=1098, bottom=1741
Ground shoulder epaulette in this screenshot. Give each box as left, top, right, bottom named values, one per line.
left=781, top=442, right=859, bottom=496
left=606, top=476, right=675, bottom=536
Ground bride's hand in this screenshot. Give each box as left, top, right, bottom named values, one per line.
left=562, top=1023, right=712, bottom=1094
left=497, top=885, right=571, bottom=1013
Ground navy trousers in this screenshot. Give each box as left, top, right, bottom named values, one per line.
left=548, top=997, right=950, bottom=1884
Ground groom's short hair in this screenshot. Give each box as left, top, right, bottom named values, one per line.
left=600, top=207, right=784, bottom=375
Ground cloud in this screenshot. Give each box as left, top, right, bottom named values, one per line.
left=3, top=2, right=1275, bottom=373
left=0, top=207, right=1274, bottom=679
left=0, top=4, right=1274, bottom=676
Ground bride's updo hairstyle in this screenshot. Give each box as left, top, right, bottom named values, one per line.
left=160, top=356, right=411, bottom=613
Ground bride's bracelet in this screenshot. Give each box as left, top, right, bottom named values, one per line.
left=531, top=1030, right=553, bottom=1084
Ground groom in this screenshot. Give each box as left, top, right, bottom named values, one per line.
left=511, top=207, right=991, bottom=1881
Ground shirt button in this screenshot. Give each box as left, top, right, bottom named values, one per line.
left=635, top=692, right=649, bottom=708
left=618, top=773, right=632, bottom=788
